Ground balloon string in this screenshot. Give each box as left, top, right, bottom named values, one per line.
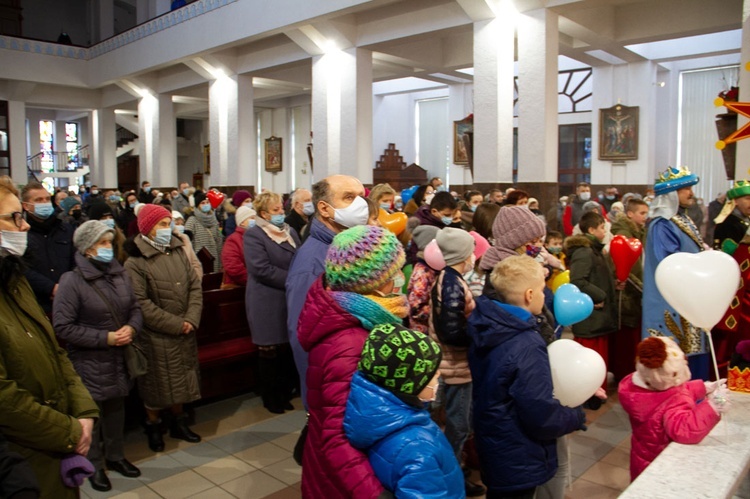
left=554, top=325, right=562, bottom=339
left=618, top=291, right=622, bottom=330
left=706, top=329, right=720, bottom=382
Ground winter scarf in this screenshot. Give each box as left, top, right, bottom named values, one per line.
left=329, top=291, right=405, bottom=330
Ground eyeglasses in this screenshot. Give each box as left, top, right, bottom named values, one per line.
left=0, top=212, right=24, bottom=229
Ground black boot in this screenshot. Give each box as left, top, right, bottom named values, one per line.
left=145, top=419, right=165, bottom=452
left=89, top=469, right=112, bottom=491
left=258, top=349, right=285, bottom=414
left=170, top=414, right=201, bottom=443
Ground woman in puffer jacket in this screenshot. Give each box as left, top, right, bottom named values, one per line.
left=297, top=225, right=406, bottom=499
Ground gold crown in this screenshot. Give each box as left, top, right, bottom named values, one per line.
left=657, top=166, right=693, bottom=183
left=733, top=180, right=750, bottom=189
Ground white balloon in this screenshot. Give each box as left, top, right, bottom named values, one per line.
left=547, top=339, right=606, bottom=408
left=655, top=251, right=740, bottom=330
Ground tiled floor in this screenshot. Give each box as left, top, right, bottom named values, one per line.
left=79, top=390, right=636, bottom=499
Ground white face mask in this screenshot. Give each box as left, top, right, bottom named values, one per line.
left=424, top=193, right=435, bottom=205
left=579, top=192, right=591, bottom=202
left=1, top=230, right=28, bottom=256
left=331, top=196, right=369, bottom=228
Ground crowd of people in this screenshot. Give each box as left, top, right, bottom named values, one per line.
left=0, top=169, right=740, bottom=498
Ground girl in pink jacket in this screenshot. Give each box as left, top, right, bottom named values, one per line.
left=618, top=336, right=728, bottom=481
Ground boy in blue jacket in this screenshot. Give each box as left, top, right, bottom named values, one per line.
left=344, top=323, right=464, bottom=498
left=468, top=255, right=586, bottom=499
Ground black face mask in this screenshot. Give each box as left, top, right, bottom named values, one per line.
left=72, top=210, right=82, bottom=219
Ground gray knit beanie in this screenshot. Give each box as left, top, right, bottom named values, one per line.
left=412, top=225, right=439, bottom=251
left=435, top=227, right=474, bottom=266
left=73, top=220, right=114, bottom=254
left=493, top=206, right=546, bottom=251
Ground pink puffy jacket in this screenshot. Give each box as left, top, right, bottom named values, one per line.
left=618, top=373, right=720, bottom=480
left=297, top=277, right=385, bottom=499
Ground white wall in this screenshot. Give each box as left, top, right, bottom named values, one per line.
left=176, top=118, right=204, bottom=185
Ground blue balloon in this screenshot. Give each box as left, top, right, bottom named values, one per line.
left=553, top=283, right=594, bottom=327
left=400, top=185, right=419, bottom=205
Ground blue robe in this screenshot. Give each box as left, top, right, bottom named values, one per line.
left=642, top=213, right=709, bottom=380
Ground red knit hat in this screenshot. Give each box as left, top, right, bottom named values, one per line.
left=138, top=204, right=172, bottom=235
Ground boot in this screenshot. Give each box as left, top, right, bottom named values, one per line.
left=258, top=350, right=285, bottom=414
left=170, top=414, right=201, bottom=443
left=144, top=419, right=165, bottom=452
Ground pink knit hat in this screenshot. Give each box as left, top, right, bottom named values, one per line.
left=138, top=204, right=172, bottom=235
left=480, top=206, right=546, bottom=271
left=635, top=337, right=691, bottom=391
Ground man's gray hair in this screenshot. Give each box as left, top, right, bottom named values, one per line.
left=312, top=179, right=332, bottom=208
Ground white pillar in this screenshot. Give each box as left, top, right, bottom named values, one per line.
left=517, top=9, right=558, bottom=183
left=99, top=0, right=114, bottom=41
left=8, top=101, right=27, bottom=186
left=208, top=73, right=256, bottom=187
left=91, top=109, right=117, bottom=188
left=311, top=47, right=373, bottom=182
left=472, top=13, right=515, bottom=183
left=138, top=92, right=177, bottom=188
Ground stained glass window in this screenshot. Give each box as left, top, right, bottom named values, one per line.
left=39, top=120, right=53, bottom=173
left=66, top=122, right=79, bottom=170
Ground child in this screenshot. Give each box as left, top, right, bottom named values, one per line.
left=468, top=255, right=586, bottom=499
left=407, top=225, right=440, bottom=333
left=428, top=227, right=485, bottom=497
left=609, top=198, right=648, bottom=382
left=344, top=323, right=464, bottom=498
left=619, top=336, right=727, bottom=481
left=564, top=211, right=618, bottom=394
left=414, top=192, right=459, bottom=228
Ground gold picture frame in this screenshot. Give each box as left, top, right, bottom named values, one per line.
left=599, top=104, right=639, bottom=161
left=453, top=118, right=472, bottom=165
left=265, top=136, right=282, bottom=173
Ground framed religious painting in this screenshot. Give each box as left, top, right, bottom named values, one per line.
left=599, top=104, right=639, bottom=161
left=265, top=136, right=282, bottom=173
left=453, top=118, right=472, bottom=165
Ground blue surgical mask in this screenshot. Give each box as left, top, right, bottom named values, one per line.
left=154, top=228, right=172, bottom=245
left=380, top=203, right=391, bottom=212
left=129, top=202, right=138, bottom=209
left=302, top=202, right=314, bottom=216
left=200, top=204, right=211, bottom=213
left=182, top=188, right=190, bottom=196
left=175, top=225, right=185, bottom=234
left=247, top=219, right=256, bottom=228
left=108, top=195, right=119, bottom=202
left=441, top=216, right=453, bottom=226
left=470, top=204, right=478, bottom=212
left=270, top=214, right=286, bottom=227
left=394, top=202, right=403, bottom=211
left=144, top=186, right=152, bottom=193
left=170, top=221, right=176, bottom=231
left=33, top=202, right=54, bottom=219
left=101, top=219, right=115, bottom=229
left=92, top=247, right=113, bottom=263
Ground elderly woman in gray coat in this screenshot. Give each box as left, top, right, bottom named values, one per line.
left=124, top=204, right=203, bottom=452
left=245, top=192, right=300, bottom=414
left=53, top=220, right=143, bottom=492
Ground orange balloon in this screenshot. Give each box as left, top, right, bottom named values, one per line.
left=378, top=209, right=407, bottom=236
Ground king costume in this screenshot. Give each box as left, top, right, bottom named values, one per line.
left=642, top=166, right=710, bottom=380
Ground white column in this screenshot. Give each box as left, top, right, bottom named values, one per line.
left=99, top=0, right=114, bottom=41
left=90, top=109, right=117, bottom=188
left=517, top=9, right=558, bottom=183
left=472, top=12, right=515, bottom=183
left=8, top=101, right=27, bottom=186
left=208, top=73, right=256, bottom=187
left=736, top=3, right=750, bottom=177
left=311, top=47, right=373, bottom=182
left=138, top=92, right=177, bottom=188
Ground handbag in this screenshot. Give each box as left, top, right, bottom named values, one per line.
left=75, top=268, right=148, bottom=379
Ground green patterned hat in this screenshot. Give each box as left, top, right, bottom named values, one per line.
left=358, top=323, right=442, bottom=406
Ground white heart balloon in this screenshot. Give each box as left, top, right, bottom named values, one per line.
left=547, top=339, right=606, bottom=408
left=655, top=251, right=740, bottom=330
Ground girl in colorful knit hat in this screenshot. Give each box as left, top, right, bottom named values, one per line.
left=297, top=225, right=407, bottom=498
left=344, top=323, right=464, bottom=498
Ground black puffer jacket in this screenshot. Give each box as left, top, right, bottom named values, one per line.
left=23, top=216, right=76, bottom=312
left=53, top=253, right=143, bottom=401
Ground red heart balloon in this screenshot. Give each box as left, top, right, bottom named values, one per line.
left=610, top=234, right=643, bottom=282
left=207, top=190, right=225, bottom=209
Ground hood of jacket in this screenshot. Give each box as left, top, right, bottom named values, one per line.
left=344, top=372, right=430, bottom=450
left=468, top=295, right=538, bottom=354
left=414, top=204, right=444, bottom=228
left=610, top=214, right=645, bottom=241
left=563, top=234, right=603, bottom=258
left=297, top=276, right=361, bottom=352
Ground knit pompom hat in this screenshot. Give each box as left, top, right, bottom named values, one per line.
left=635, top=336, right=691, bottom=391
left=137, top=204, right=172, bottom=235
left=493, top=205, right=546, bottom=251
left=359, top=323, right=442, bottom=407
left=326, top=225, right=405, bottom=294
left=73, top=220, right=114, bottom=254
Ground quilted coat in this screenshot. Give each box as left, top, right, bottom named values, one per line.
left=23, top=215, right=76, bottom=312
left=244, top=224, right=299, bottom=346
left=221, top=226, right=247, bottom=287
left=0, top=253, right=99, bottom=498
left=124, top=234, right=203, bottom=408
left=618, top=373, right=720, bottom=480
left=53, top=252, right=143, bottom=401
left=468, top=296, right=585, bottom=494
left=344, top=372, right=464, bottom=498
left=297, top=276, right=385, bottom=499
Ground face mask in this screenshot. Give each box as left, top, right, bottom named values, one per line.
left=247, top=219, right=256, bottom=228
left=182, top=188, right=190, bottom=196
left=0, top=230, right=28, bottom=256
left=71, top=210, right=82, bottom=220
left=109, top=195, right=119, bottom=202
left=101, top=219, right=115, bottom=229
left=91, top=247, right=113, bottom=263
left=440, top=216, right=453, bottom=226
left=470, top=204, right=478, bottom=212
left=200, top=204, right=211, bottom=213
left=394, top=201, right=403, bottom=211
left=270, top=214, right=286, bottom=227
left=91, top=189, right=99, bottom=196
left=175, top=225, right=185, bottom=234
left=392, top=272, right=405, bottom=294
left=170, top=221, right=176, bottom=232
left=144, top=186, right=152, bottom=193
left=129, top=202, right=138, bottom=209
left=33, top=202, right=54, bottom=219
left=379, top=203, right=391, bottom=212
left=606, top=195, right=615, bottom=200
left=469, top=253, right=477, bottom=269
left=525, top=244, right=542, bottom=258
left=154, top=228, right=172, bottom=245
left=579, top=192, right=591, bottom=202
left=423, top=193, right=435, bottom=205
left=331, top=196, right=369, bottom=228
left=547, top=246, right=562, bottom=255
left=302, top=202, right=315, bottom=216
